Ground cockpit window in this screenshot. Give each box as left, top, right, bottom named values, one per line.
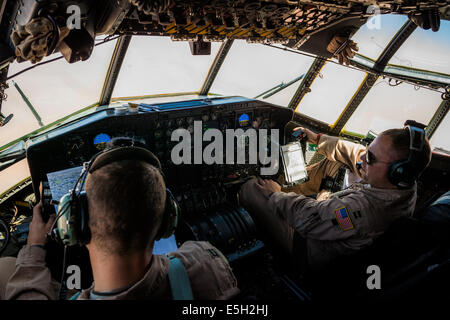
left=295, top=62, right=366, bottom=124
left=0, top=37, right=117, bottom=148
left=209, top=40, right=314, bottom=104
left=386, top=20, right=450, bottom=75
left=0, top=159, right=30, bottom=195
left=345, top=78, right=442, bottom=135
left=111, top=36, right=220, bottom=99
left=430, top=113, right=450, bottom=152
left=351, top=14, right=408, bottom=61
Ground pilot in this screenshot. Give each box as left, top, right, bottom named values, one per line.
left=239, top=125, right=432, bottom=270
left=1, top=143, right=239, bottom=299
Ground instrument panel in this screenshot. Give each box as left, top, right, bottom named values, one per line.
left=28, top=97, right=291, bottom=189
left=26, top=96, right=293, bottom=262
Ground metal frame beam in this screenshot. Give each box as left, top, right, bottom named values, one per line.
left=329, top=73, right=378, bottom=135
left=288, top=57, right=326, bottom=110
left=99, top=35, right=132, bottom=106
left=426, top=99, right=449, bottom=139
left=373, top=20, right=418, bottom=72
left=199, top=39, right=234, bottom=96
left=12, top=80, right=44, bottom=127
left=329, top=20, right=418, bottom=135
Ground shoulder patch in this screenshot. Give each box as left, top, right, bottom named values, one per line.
left=334, top=207, right=354, bottom=231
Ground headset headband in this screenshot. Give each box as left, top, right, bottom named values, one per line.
left=89, top=146, right=162, bottom=174
left=406, top=125, right=425, bottom=170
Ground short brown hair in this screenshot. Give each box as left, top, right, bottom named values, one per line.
left=85, top=160, right=166, bottom=255
left=381, top=128, right=432, bottom=176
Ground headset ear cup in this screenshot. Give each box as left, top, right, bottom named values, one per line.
left=155, top=189, right=179, bottom=240
left=55, top=192, right=90, bottom=246
left=389, top=160, right=414, bottom=189
left=388, top=161, right=402, bottom=187
left=56, top=193, right=78, bottom=246
left=399, top=163, right=416, bottom=187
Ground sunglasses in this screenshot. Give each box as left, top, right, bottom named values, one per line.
left=365, top=149, right=391, bottom=166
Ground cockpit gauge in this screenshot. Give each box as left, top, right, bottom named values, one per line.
left=238, top=113, right=250, bottom=127
left=202, top=114, right=210, bottom=122
left=93, top=133, right=111, bottom=150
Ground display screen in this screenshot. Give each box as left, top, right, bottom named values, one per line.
left=153, top=235, right=178, bottom=255
left=47, top=166, right=84, bottom=205
left=280, top=141, right=308, bottom=185
left=237, top=113, right=251, bottom=127
left=93, top=133, right=111, bottom=150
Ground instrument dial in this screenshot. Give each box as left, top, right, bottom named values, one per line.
left=93, top=133, right=111, bottom=150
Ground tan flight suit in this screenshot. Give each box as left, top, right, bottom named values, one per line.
left=1, top=241, right=239, bottom=300
left=239, top=134, right=417, bottom=269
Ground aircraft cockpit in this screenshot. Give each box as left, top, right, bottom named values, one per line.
left=0, top=1, right=449, bottom=303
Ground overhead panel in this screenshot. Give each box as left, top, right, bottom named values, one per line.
left=119, top=1, right=361, bottom=48
left=113, top=1, right=448, bottom=60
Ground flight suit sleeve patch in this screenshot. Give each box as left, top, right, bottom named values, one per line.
left=334, top=206, right=354, bottom=231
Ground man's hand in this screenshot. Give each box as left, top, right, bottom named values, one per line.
left=254, top=177, right=281, bottom=198
left=293, top=127, right=320, bottom=144
left=27, top=202, right=56, bottom=246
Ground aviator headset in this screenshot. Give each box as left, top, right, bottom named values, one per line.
left=53, top=145, right=179, bottom=246
left=388, top=125, right=426, bottom=189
